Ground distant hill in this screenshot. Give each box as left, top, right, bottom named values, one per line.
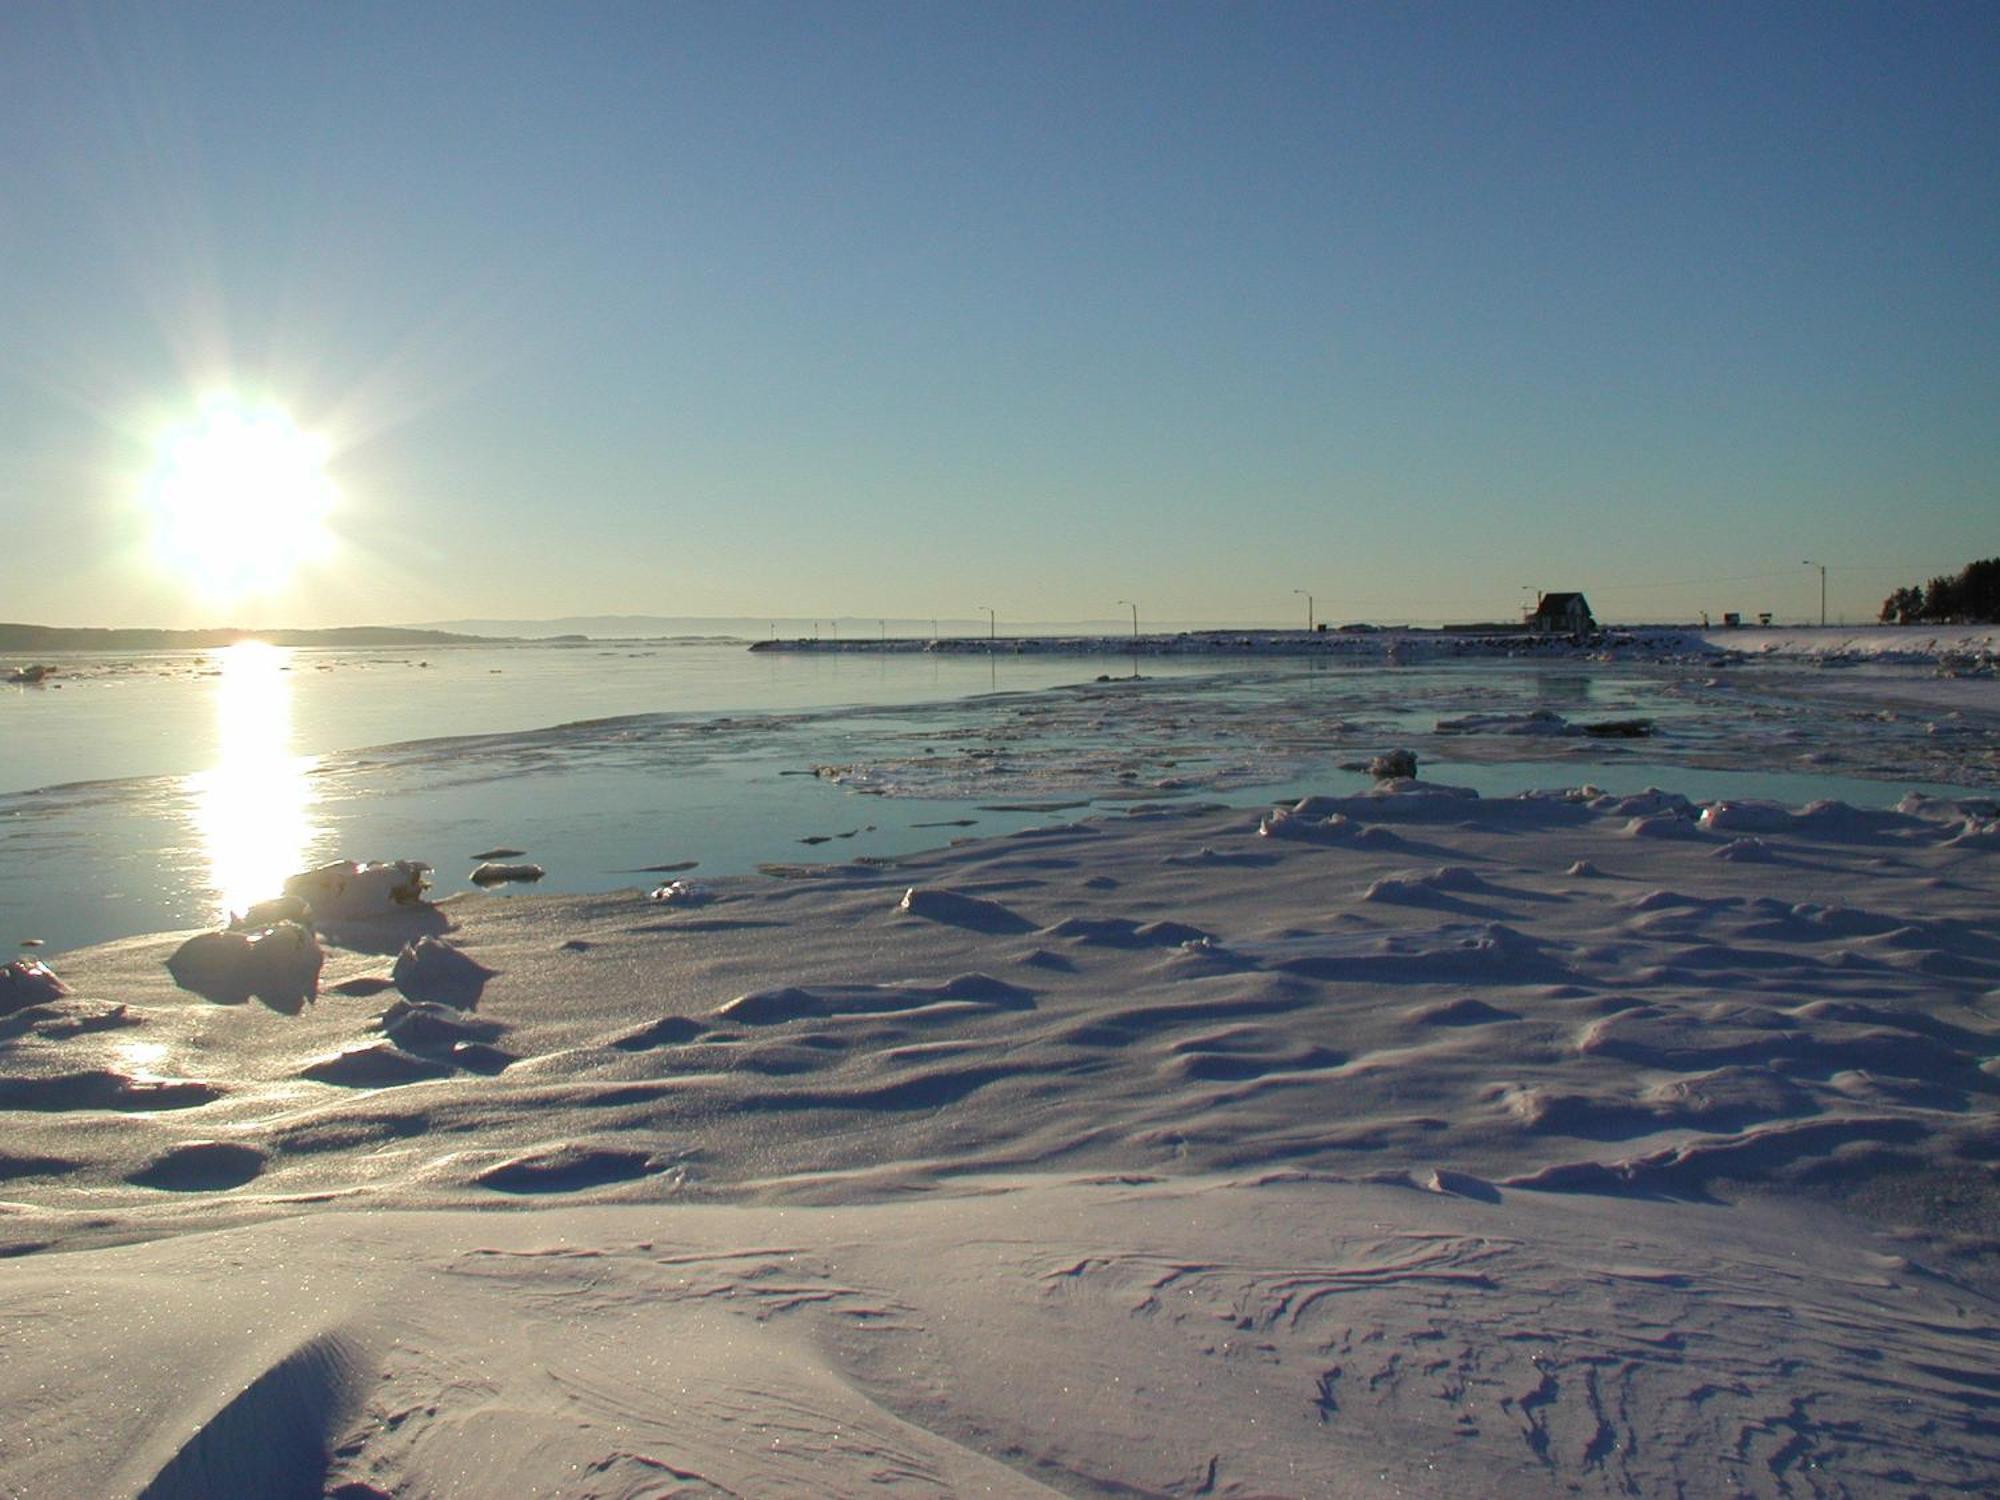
left=408, top=614, right=1291, bottom=640
left=0, top=623, right=496, bottom=653
left=411, top=615, right=762, bottom=640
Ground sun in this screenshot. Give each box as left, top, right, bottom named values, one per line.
left=144, top=397, right=337, bottom=601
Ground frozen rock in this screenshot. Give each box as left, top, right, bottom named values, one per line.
left=165, top=921, right=324, bottom=1009
left=471, top=862, right=545, bottom=886
left=379, top=997, right=507, bottom=1051
left=0, top=959, right=70, bottom=1016
left=1425, top=1167, right=1500, bottom=1201
left=1434, top=709, right=1570, bottom=736
left=392, top=937, right=494, bottom=1008
left=1578, top=717, right=1654, bottom=738
left=897, top=887, right=1035, bottom=933
left=1369, top=748, right=1419, bottom=779
left=1697, top=800, right=1792, bottom=834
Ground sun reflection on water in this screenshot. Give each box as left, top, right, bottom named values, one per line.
left=187, top=642, right=324, bottom=924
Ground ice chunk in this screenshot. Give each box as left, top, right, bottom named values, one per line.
left=648, top=879, right=712, bottom=906
left=284, top=860, right=431, bottom=919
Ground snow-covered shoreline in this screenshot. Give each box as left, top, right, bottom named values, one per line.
left=6, top=775, right=2000, bottom=1493
left=751, top=622, right=2000, bottom=668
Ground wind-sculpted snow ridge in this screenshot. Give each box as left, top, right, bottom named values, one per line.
left=5, top=1181, right=1996, bottom=1496
left=1705, top=624, right=2000, bottom=666
left=7, top=781, right=2000, bottom=1493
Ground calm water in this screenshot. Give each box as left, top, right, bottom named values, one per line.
left=0, top=639, right=1201, bottom=795
left=1, top=640, right=1970, bottom=956
left=0, top=641, right=1220, bottom=953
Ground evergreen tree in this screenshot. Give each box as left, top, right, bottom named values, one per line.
left=1880, top=557, right=2000, bottom=623
left=1962, top=558, right=2000, bottom=620
left=1878, top=585, right=1924, bottom=624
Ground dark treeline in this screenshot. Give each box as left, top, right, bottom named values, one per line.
left=1879, top=557, right=2000, bottom=624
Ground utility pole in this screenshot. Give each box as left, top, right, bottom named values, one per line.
left=1802, top=560, right=1827, bottom=627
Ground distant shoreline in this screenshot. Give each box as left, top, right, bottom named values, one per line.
left=5, top=620, right=1994, bottom=664
left=750, top=624, right=2000, bottom=665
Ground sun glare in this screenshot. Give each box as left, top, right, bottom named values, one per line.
left=145, top=397, right=337, bottom=601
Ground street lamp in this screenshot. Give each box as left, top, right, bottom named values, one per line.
left=977, top=605, right=995, bottom=640
left=1292, top=589, right=1314, bottom=633
left=1802, top=560, right=1827, bottom=627
left=1116, top=599, right=1138, bottom=639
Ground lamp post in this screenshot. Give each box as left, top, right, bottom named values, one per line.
left=1293, top=588, right=1314, bottom=633
left=977, top=605, right=995, bottom=641
left=1116, top=599, right=1138, bottom=639
left=1802, top=560, right=1827, bottom=627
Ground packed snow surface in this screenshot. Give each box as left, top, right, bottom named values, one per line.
left=5, top=773, right=2000, bottom=1495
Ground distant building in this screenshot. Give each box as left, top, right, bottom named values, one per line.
left=1527, top=591, right=1595, bottom=635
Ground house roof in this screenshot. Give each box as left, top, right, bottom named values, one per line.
left=1534, top=592, right=1591, bottom=612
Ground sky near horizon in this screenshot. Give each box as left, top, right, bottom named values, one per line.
left=1, top=2, right=1993, bottom=631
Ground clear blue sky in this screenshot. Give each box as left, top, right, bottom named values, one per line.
left=2, top=1, right=1993, bottom=628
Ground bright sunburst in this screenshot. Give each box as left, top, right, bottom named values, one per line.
left=145, top=397, right=337, bottom=601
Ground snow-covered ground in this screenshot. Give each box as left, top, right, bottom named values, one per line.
left=1700, top=624, right=2000, bottom=663
left=6, top=767, right=2000, bottom=1495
